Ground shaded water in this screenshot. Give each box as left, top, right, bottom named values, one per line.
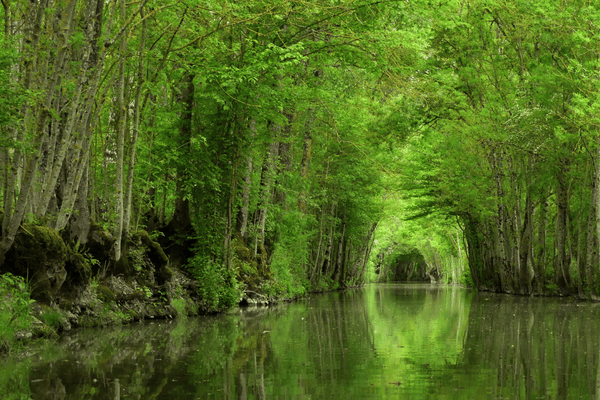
left=2, top=283, right=600, bottom=399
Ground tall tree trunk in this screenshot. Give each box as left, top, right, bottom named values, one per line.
left=2, top=0, right=10, bottom=38
left=595, top=135, right=600, bottom=296
left=274, top=111, right=294, bottom=206
left=0, top=148, right=42, bottom=265
left=123, top=6, right=146, bottom=236
left=461, top=213, right=482, bottom=288
left=518, top=156, right=535, bottom=294
left=36, top=0, right=111, bottom=219
left=237, top=119, right=256, bottom=240
left=48, top=0, right=107, bottom=231
left=555, top=168, right=571, bottom=292
left=535, top=192, right=548, bottom=293
left=53, top=90, right=102, bottom=231
left=0, top=0, right=81, bottom=264
left=332, top=204, right=346, bottom=284
left=68, top=161, right=91, bottom=244
left=587, top=167, right=597, bottom=297
left=358, top=222, right=378, bottom=284
left=254, top=124, right=279, bottom=259
left=377, top=252, right=386, bottom=282
left=113, top=0, right=128, bottom=262
left=511, top=171, right=523, bottom=287
left=322, top=203, right=337, bottom=279
left=490, top=151, right=510, bottom=290
left=577, top=207, right=586, bottom=297
left=298, top=108, right=315, bottom=214
left=310, top=204, right=327, bottom=283
left=519, top=185, right=534, bottom=294
left=224, top=140, right=240, bottom=271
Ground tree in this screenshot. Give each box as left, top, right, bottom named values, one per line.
left=395, top=0, right=600, bottom=295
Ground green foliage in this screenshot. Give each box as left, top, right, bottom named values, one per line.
left=73, top=241, right=101, bottom=269
left=186, top=255, right=241, bottom=312
left=268, top=209, right=312, bottom=297
left=170, top=287, right=189, bottom=318
left=13, top=0, right=584, bottom=307
left=39, top=308, right=62, bottom=330
left=269, top=245, right=309, bottom=298
left=0, top=273, right=34, bottom=353
left=171, top=297, right=188, bottom=319
left=139, top=286, right=153, bottom=299
left=0, top=37, right=25, bottom=146
left=363, top=0, right=600, bottom=293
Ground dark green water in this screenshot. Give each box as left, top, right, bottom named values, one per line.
left=2, top=283, right=600, bottom=399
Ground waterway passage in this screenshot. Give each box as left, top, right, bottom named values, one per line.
left=2, top=283, right=600, bottom=399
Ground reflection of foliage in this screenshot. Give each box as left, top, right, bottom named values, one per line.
left=6, top=286, right=600, bottom=399
left=458, top=295, right=600, bottom=399
left=366, top=285, right=472, bottom=370
left=1, top=286, right=475, bottom=399
left=186, top=316, right=241, bottom=376
left=0, top=360, right=31, bottom=400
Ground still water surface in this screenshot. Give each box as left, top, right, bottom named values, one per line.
left=2, top=283, right=600, bottom=399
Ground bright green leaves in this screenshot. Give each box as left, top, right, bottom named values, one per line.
left=387, top=0, right=600, bottom=291
left=0, top=37, right=24, bottom=148
left=200, top=40, right=306, bottom=115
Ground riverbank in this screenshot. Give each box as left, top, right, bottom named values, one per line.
left=0, top=260, right=344, bottom=355
left=1, top=266, right=286, bottom=354
left=0, top=221, right=305, bottom=354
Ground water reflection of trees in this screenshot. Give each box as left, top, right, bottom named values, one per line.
left=25, top=318, right=228, bottom=399
left=8, top=287, right=600, bottom=399
left=304, top=290, right=376, bottom=393
left=6, top=296, right=377, bottom=400
left=6, top=286, right=467, bottom=399
left=463, top=295, right=600, bottom=400
left=226, top=290, right=377, bottom=399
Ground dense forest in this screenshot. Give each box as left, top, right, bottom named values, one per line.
left=1, top=0, right=600, bottom=338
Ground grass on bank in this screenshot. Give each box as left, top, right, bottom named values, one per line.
left=0, top=273, right=35, bottom=353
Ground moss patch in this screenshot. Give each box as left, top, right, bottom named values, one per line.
left=136, top=230, right=172, bottom=284
left=96, top=285, right=116, bottom=303
left=3, top=224, right=69, bottom=304
left=85, top=222, right=114, bottom=274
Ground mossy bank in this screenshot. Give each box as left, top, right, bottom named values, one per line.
left=0, top=222, right=278, bottom=354
left=0, top=218, right=343, bottom=354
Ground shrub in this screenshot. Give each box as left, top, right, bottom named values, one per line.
left=269, top=243, right=309, bottom=298
left=185, top=255, right=241, bottom=312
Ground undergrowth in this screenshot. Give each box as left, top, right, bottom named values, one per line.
left=0, top=273, right=34, bottom=353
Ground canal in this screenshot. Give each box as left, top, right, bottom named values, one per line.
left=2, top=283, right=599, bottom=399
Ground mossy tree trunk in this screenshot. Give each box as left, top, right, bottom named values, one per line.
left=254, top=124, right=279, bottom=257
left=123, top=7, right=147, bottom=236
left=237, top=119, right=256, bottom=241
left=113, top=0, right=128, bottom=262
